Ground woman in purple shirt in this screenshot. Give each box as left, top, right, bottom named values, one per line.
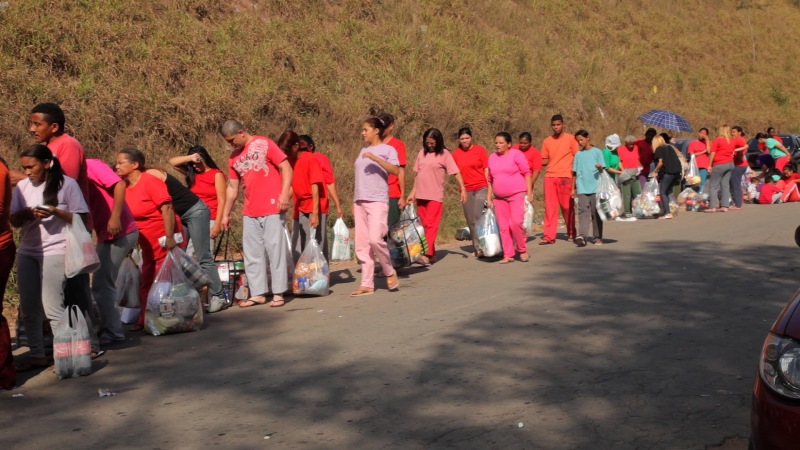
left=351, top=116, right=401, bottom=297
left=487, top=132, right=532, bottom=264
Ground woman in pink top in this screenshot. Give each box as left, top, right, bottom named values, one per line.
left=351, top=116, right=401, bottom=297
left=487, top=132, right=532, bottom=264
left=707, top=125, right=735, bottom=212
left=407, top=128, right=466, bottom=265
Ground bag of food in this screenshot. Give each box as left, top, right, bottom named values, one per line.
left=668, top=194, right=680, bottom=216
left=677, top=187, right=695, bottom=205
left=633, top=178, right=661, bottom=217
left=331, top=217, right=351, bottom=261
left=388, top=219, right=424, bottom=268
left=475, top=208, right=501, bottom=257
left=596, top=171, right=623, bottom=221
left=400, top=204, right=429, bottom=255
left=65, top=218, right=101, bottom=278
left=686, top=154, right=701, bottom=186
left=115, top=255, right=141, bottom=308
left=53, top=305, right=92, bottom=379
left=293, top=227, right=330, bottom=296
left=144, top=249, right=203, bottom=336
left=523, top=198, right=535, bottom=235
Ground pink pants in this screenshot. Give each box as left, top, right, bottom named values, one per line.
left=416, top=199, right=442, bottom=258
left=494, top=193, right=527, bottom=258
left=354, top=201, right=395, bottom=289
left=543, top=177, right=576, bottom=242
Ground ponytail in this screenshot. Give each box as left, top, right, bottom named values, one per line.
left=19, top=144, right=63, bottom=206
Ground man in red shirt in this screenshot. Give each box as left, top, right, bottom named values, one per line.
left=379, top=113, right=406, bottom=227
left=220, top=120, right=293, bottom=308
left=635, top=128, right=657, bottom=189
left=540, top=115, right=579, bottom=245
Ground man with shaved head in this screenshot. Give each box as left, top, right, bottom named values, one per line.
left=220, top=120, right=293, bottom=308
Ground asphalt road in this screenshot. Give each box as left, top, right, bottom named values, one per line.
left=3, top=203, right=798, bottom=449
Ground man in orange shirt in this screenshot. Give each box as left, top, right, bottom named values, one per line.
left=540, top=115, right=579, bottom=245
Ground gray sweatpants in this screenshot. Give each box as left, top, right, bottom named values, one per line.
left=92, top=229, right=139, bottom=340
left=577, top=193, right=603, bottom=239
left=243, top=214, right=289, bottom=296
left=462, top=187, right=488, bottom=251
left=292, top=212, right=328, bottom=262
left=17, top=254, right=67, bottom=359
left=709, top=162, right=734, bottom=208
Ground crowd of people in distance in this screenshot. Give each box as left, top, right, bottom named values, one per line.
left=0, top=103, right=792, bottom=389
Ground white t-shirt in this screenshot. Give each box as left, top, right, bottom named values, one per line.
left=11, top=176, right=88, bottom=256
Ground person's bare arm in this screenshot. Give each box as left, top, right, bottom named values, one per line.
left=168, top=154, right=199, bottom=175
left=160, top=202, right=176, bottom=249
left=211, top=172, right=226, bottom=238
left=363, top=152, right=400, bottom=175
left=107, top=180, right=126, bottom=237
left=397, top=166, right=407, bottom=209
left=455, top=173, right=467, bottom=204
left=310, top=183, right=320, bottom=228
left=221, top=177, right=240, bottom=231
left=146, top=168, right=167, bottom=181
left=327, top=182, right=343, bottom=217
left=277, top=160, right=293, bottom=212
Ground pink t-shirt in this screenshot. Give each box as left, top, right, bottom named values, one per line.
left=412, top=149, right=460, bottom=202
left=488, top=149, right=530, bottom=198
left=353, top=144, right=399, bottom=203
left=11, top=176, right=88, bottom=256
left=86, top=159, right=138, bottom=242
left=228, top=136, right=288, bottom=218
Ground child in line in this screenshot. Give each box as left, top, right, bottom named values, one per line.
left=572, top=130, right=606, bottom=247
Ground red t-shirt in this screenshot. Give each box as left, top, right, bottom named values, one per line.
left=0, top=160, right=12, bottom=249
left=291, top=152, right=326, bottom=219
left=126, top=172, right=173, bottom=233
left=773, top=135, right=784, bottom=144
left=313, top=152, right=335, bottom=214
left=48, top=133, right=89, bottom=197
left=511, top=145, right=543, bottom=172
left=781, top=173, right=800, bottom=185
left=688, top=139, right=710, bottom=169
left=759, top=183, right=781, bottom=204
left=386, top=137, right=406, bottom=199
left=711, top=137, right=735, bottom=166
left=732, top=137, right=748, bottom=167
left=190, top=168, right=223, bottom=218
left=451, top=145, right=489, bottom=191
left=635, top=139, right=653, bottom=175
left=228, top=136, right=287, bottom=218
left=542, top=133, right=579, bottom=178
left=617, top=144, right=640, bottom=169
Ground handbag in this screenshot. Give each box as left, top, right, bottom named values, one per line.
left=65, top=218, right=101, bottom=278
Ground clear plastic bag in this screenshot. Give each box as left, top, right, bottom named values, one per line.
left=476, top=208, right=501, bottom=257
left=523, top=198, right=535, bottom=235
left=331, top=217, right=351, bottom=261
left=171, top=245, right=211, bottom=291
left=596, top=171, right=623, bottom=221
left=65, top=218, right=101, bottom=278
left=388, top=219, right=424, bottom=268
left=115, top=256, right=141, bottom=308
left=293, top=227, right=330, bottom=296
left=686, top=154, right=701, bottom=186
left=145, top=249, right=203, bottom=336
left=53, top=305, right=92, bottom=379
left=400, top=204, right=429, bottom=255
left=677, top=187, right=695, bottom=205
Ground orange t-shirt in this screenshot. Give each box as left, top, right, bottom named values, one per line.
left=291, top=152, right=326, bottom=219
left=541, top=133, right=579, bottom=178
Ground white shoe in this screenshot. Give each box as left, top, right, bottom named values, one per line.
left=208, top=295, right=227, bottom=313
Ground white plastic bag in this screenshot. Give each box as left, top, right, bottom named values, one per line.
left=523, top=198, right=535, bottom=235
left=633, top=178, right=661, bottom=217
left=400, top=204, right=429, bottom=254
left=293, top=227, right=330, bottom=296
left=388, top=219, right=425, bottom=268
left=115, top=256, right=141, bottom=308
left=331, top=217, right=351, bottom=261
left=596, top=171, right=623, bottom=221
left=53, top=305, right=92, bottom=379
left=686, top=154, right=701, bottom=186
left=476, top=208, right=501, bottom=257
left=145, top=249, right=203, bottom=336
left=65, top=218, right=100, bottom=278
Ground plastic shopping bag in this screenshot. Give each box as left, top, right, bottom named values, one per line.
left=476, top=208, right=501, bottom=257
left=686, top=154, right=701, bottom=186
left=633, top=177, right=661, bottom=217
left=388, top=219, right=424, bottom=268
left=331, top=217, right=351, bottom=261
left=596, top=171, right=623, bottom=221
left=677, top=187, right=695, bottom=205
left=171, top=245, right=211, bottom=291
left=53, top=305, right=92, bottom=379
left=65, top=219, right=101, bottom=278
left=115, top=256, right=141, bottom=308
left=400, top=204, right=429, bottom=255
left=523, top=198, right=535, bottom=235
left=145, top=249, right=203, bottom=336
left=293, top=228, right=330, bottom=296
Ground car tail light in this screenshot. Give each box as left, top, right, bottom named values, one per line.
left=760, top=333, right=800, bottom=399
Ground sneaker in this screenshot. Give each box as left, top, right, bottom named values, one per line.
left=208, top=295, right=227, bottom=313
left=593, top=238, right=603, bottom=246
left=574, top=236, right=587, bottom=247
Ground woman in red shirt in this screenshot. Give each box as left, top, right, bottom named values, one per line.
left=451, top=127, right=492, bottom=257
left=707, top=125, right=735, bottom=212
left=116, top=148, right=179, bottom=330
left=0, top=156, right=15, bottom=387
left=729, top=126, right=750, bottom=209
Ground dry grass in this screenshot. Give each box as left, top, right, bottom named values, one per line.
left=2, top=0, right=800, bottom=309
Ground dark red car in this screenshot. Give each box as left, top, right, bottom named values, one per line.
left=751, top=289, right=800, bottom=449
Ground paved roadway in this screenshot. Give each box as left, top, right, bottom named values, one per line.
left=3, top=203, right=799, bottom=449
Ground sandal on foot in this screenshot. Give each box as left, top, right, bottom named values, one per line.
left=268, top=297, right=285, bottom=307
left=387, top=273, right=400, bottom=291
left=239, top=296, right=267, bottom=308
left=519, top=253, right=530, bottom=262
left=499, top=258, right=515, bottom=264
left=92, top=350, right=106, bottom=360
left=350, top=287, right=375, bottom=297
left=538, top=240, right=554, bottom=246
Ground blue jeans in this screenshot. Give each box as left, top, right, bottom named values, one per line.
left=182, top=201, right=223, bottom=297
left=659, top=173, right=679, bottom=216
left=698, top=168, right=708, bottom=192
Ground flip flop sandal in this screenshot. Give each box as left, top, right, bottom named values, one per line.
left=269, top=298, right=286, bottom=307
left=239, top=297, right=267, bottom=308
left=350, top=288, right=375, bottom=297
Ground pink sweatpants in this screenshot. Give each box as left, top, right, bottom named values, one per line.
left=353, top=200, right=395, bottom=289
left=543, top=177, right=576, bottom=242
left=416, top=199, right=443, bottom=258
left=494, top=193, right=527, bottom=258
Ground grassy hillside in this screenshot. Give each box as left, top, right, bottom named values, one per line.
left=2, top=0, right=800, bottom=237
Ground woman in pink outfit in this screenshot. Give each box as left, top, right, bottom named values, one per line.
left=350, top=116, right=401, bottom=297
left=407, top=128, right=467, bottom=265
left=487, top=132, right=533, bottom=264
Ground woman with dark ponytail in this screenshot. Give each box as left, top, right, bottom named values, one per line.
left=10, top=144, right=89, bottom=371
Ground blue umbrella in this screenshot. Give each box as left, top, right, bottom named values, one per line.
left=638, top=109, right=694, bottom=133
